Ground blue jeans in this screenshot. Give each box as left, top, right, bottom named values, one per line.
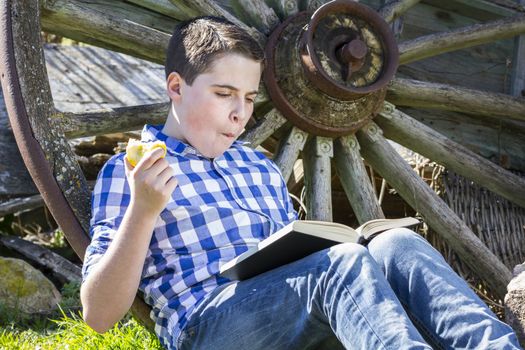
left=175, top=229, right=520, bottom=349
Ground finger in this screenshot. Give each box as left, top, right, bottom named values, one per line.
left=157, top=165, right=175, bottom=185
left=165, top=176, right=179, bottom=194
left=135, top=147, right=166, bottom=171
left=124, top=156, right=133, bottom=176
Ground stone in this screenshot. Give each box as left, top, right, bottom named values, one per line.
left=0, top=256, right=61, bottom=314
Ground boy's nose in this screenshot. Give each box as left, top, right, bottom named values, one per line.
left=231, top=101, right=248, bottom=123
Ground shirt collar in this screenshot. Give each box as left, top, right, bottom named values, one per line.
left=141, top=124, right=249, bottom=159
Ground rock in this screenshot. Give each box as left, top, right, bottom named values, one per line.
left=505, top=269, right=525, bottom=347
left=0, top=256, right=61, bottom=314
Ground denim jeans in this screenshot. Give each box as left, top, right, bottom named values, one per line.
left=175, top=228, right=520, bottom=349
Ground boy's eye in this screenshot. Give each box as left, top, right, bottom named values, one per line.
left=215, top=92, right=231, bottom=97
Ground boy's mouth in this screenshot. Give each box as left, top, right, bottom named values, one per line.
left=223, top=132, right=236, bottom=138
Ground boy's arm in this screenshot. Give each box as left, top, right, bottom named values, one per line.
left=81, top=148, right=177, bottom=333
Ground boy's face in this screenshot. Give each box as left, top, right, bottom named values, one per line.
left=166, top=53, right=262, bottom=158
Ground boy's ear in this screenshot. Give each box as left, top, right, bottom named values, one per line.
left=166, top=72, right=184, bottom=102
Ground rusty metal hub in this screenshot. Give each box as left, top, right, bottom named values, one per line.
left=264, top=0, right=399, bottom=137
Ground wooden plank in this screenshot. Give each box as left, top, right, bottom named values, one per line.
left=0, top=88, right=37, bottom=196
left=399, top=14, right=525, bottom=64
left=334, top=135, right=385, bottom=224
left=60, top=103, right=168, bottom=138
left=273, top=126, right=308, bottom=183
left=41, top=0, right=171, bottom=64
left=376, top=102, right=525, bottom=208
left=511, top=0, right=525, bottom=96
left=302, top=136, right=333, bottom=221
left=356, top=122, right=512, bottom=299
left=387, top=77, right=525, bottom=121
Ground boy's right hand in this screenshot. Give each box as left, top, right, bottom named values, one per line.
left=124, top=147, right=178, bottom=217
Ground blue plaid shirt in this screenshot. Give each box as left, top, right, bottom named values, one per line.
left=82, top=124, right=297, bottom=349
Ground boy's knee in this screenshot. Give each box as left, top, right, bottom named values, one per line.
left=327, top=242, right=371, bottom=268
left=367, top=228, right=421, bottom=262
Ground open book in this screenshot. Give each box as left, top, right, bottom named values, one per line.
left=219, top=217, right=420, bottom=281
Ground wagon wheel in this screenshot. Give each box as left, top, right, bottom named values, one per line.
left=1, top=0, right=525, bottom=332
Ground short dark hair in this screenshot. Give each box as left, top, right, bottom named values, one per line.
left=165, top=16, right=265, bottom=83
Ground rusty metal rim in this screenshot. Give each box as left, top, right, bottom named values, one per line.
left=303, top=0, right=399, bottom=99
left=263, top=13, right=365, bottom=137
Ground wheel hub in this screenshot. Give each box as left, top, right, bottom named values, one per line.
left=264, top=0, right=399, bottom=137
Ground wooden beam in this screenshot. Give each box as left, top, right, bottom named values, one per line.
left=387, top=77, right=525, bottom=122
left=302, top=136, right=333, bottom=221
left=356, top=122, right=512, bottom=299
left=334, top=135, right=385, bottom=224
left=41, top=0, right=171, bottom=64
left=379, top=0, right=422, bottom=23
left=60, top=103, right=169, bottom=138
left=399, top=14, right=525, bottom=64
left=273, top=126, right=308, bottom=182
left=376, top=102, right=525, bottom=208
left=240, top=108, right=287, bottom=148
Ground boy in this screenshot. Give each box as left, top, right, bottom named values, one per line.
left=81, top=16, right=520, bottom=349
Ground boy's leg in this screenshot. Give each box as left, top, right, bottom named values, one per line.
left=367, top=228, right=521, bottom=350
left=175, top=243, right=431, bottom=350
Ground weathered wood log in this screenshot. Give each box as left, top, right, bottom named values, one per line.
left=387, top=77, right=525, bottom=122
left=0, top=195, right=44, bottom=218
left=356, top=122, right=512, bottom=299
left=376, top=102, right=525, bottom=208
left=334, top=135, right=385, bottom=224
left=379, top=0, right=421, bottom=23
left=273, top=126, right=308, bottom=183
left=127, top=0, right=199, bottom=20
left=265, top=0, right=299, bottom=19
left=0, top=235, right=81, bottom=284
left=60, top=103, right=169, bottom=139
left=399, top=14, right=525, bottom=64
left=240, top=108, right=287, bottom=148
left=303, top=136, right=333, bottom=221
left=41, top=0, right=171, bottom=64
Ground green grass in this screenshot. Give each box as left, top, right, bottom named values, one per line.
left=0, top=281, right=163, bottom=349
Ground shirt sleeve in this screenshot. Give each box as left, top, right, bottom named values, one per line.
left=81, top=153, right=130, bottom=282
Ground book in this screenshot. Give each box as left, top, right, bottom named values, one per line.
left=219, top=217, right=420, bottom=281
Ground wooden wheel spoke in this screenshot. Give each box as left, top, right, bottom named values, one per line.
left=229, top=0, right=280, bottom=35
left=334, top=135, right=385, bottom=224
left=240, top=108, right=287, bottom=148
left=376, top=102, right=525, bottom=208
left=379, top=0, right=422, bottom=23
left=60, top=102, right=169, bottom=139
left=387, top=77, right=525, bottom=122
left=356, top=122, right=511, bottom=299
left=303, top=136, right=333, bottom=221
left=273, top=126, right=308, bottom=182
left=41, top=0, right=172, bottom=64
left=399, top=14, right=525, bottom=64
left=187, top=0, right=265, bottom=45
